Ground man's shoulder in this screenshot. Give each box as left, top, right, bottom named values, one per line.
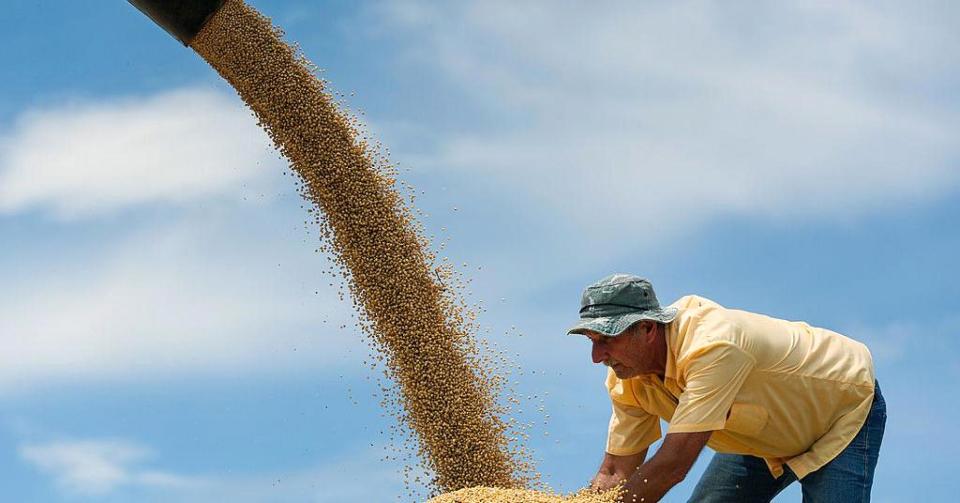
left=669, top=295, right=743, bottom=359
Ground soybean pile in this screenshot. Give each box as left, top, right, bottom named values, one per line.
left=429, top=487, right=623, bottom=503
left=191, top=0, right=527, bottom=496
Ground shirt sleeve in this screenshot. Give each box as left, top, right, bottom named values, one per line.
left=606, top=398, right=662, bottom=456
left=667, top=342, right=756, bottom=434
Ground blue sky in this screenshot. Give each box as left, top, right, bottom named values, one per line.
left=1, top=1, right=958, bottom=501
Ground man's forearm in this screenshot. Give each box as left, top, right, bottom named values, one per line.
left=618, top=431, right=712, bottom=502
left=619, top=450, right=686, bottom=502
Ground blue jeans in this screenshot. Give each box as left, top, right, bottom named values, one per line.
left=688, top=381, right=886, bottom=503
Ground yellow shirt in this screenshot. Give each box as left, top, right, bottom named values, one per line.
left=605, top=295, right=875, bottom=479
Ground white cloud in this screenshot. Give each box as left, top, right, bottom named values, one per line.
left=0, top=87, right=281, bottom=219
left=374, top=1, right=960, bottom=237
left=21, top=437, right=406, bottom=502
left=169, top=448, right=409, bottom=503
left=19, top=438, right=203, bottom=496
left=840, top=315, right=960, bottom=366
left=0, top=210, right=358, bottom=395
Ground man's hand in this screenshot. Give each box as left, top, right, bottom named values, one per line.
left=591, top=449, right=648, bottom=492
left=619, top=431, right=712, bottom=502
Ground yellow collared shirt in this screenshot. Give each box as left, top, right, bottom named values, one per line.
left=605, top=295, right=875, bottom=479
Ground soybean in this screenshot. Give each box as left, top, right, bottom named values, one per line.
left=192, top=0, right=529, bottom=496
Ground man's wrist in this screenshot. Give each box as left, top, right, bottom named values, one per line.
left=591, top=472, right=620, bottom=492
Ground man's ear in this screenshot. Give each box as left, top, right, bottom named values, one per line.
left=641, top=321, right=657, bottom=342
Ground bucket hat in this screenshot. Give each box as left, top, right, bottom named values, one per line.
left=567, top=274, right=677, bottom=337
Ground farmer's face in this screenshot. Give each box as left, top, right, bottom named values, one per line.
left=585, top=323, right=652, bottom=379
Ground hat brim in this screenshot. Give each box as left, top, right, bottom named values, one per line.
left=566, top=307, right=678, bottom=337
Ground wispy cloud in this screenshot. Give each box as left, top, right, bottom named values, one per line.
left=20, top=436, right=404, bottom=502
left=0, top=210, right=356, bottom=395
left=170, top=448, right=409, bottom=503
left=840, top=315, right=960, bottom=368
left=0, top=87, right=281, bottom=219
left=19, top=438, right=203, bottom=496
left=374, top=1, right=960, bottom=240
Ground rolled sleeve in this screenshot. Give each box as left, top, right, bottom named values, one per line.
left=667, top=342, right=756, bottom=434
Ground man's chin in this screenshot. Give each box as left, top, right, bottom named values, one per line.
left=611, top=366, right=639, bottom=379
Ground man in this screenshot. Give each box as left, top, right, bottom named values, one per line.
left=569, top=274, right=885, bottom=502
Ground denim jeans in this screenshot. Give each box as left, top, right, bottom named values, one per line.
left=688, top=381, right=886, bottom=503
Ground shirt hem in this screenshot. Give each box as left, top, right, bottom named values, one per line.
left=785, top=385, right=876, bottom=480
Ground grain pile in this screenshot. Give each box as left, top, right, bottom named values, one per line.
left=191, top=0, right=529, bottom=496
left=428, top=487, right=623, bottom=503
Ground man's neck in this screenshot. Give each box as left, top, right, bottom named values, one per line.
left=653, top=323, right=668, bottom=378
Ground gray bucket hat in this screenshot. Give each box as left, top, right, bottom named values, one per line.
left=567, top=274, right=678, bottom=337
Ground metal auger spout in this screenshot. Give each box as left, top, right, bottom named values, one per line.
left=127, top=0, right=226, bottom=46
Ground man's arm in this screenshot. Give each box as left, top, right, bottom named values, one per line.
left=620, top=430, right=712, bottom=502
left=590, top=449, right=648, bottom=492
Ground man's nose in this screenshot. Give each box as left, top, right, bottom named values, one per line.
left=591, top=341, right=606, bottom=364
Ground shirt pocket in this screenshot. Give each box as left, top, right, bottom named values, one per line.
left=724, top=402, right=769, bottom=436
